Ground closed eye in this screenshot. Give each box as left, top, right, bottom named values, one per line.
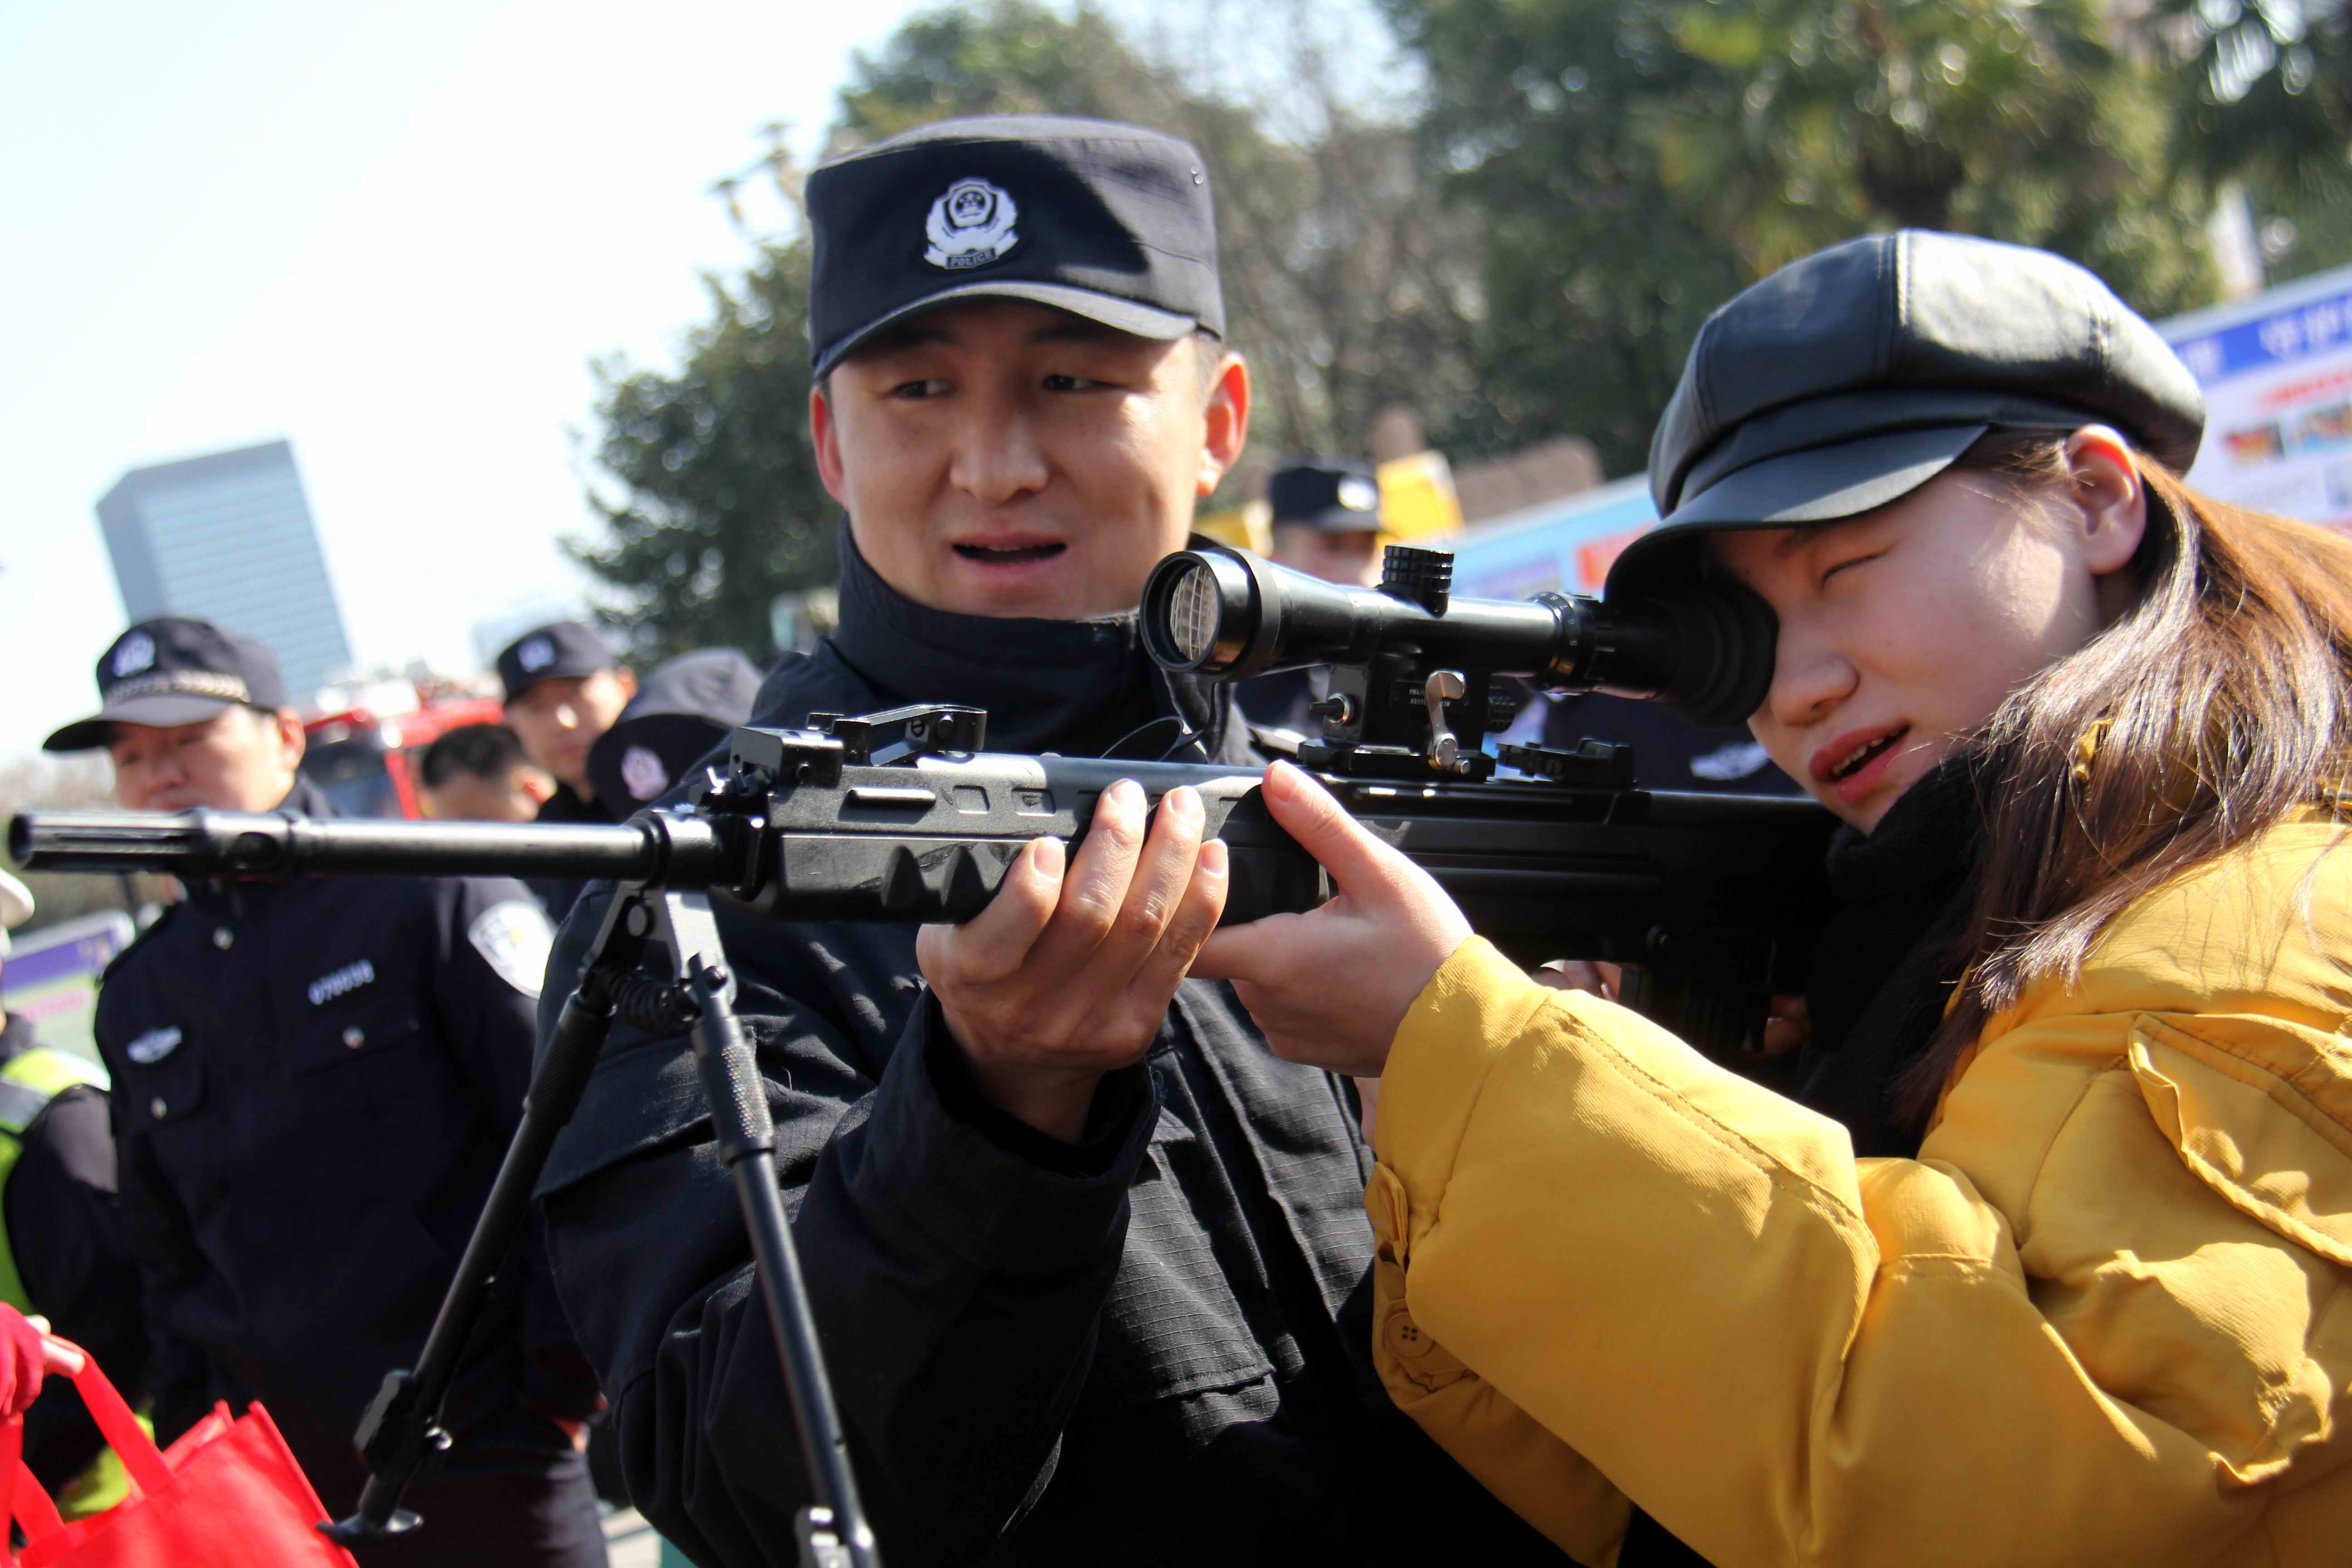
left=1822, top=552, right=1882, bottom=585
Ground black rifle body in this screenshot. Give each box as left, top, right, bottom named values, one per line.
left=13, top=729, right=1833, bottom=1058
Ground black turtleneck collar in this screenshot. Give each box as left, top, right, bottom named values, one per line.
left=1795, top=752, right=1986, bottom=1157
left=823, top=519, right=1241, bottom=763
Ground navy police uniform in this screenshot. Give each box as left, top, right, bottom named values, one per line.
left=50, top=621, right=605, bottom=1568
left=536, top=118, right=1558, bottom=1568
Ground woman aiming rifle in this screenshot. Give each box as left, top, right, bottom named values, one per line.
left=1186, top=232, right=2352, bottom=1565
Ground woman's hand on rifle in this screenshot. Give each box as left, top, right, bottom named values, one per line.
left=1192, top=762, right=1470, bottom=1078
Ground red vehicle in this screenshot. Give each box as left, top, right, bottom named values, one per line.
left=299, top=682, right=506, bottom=819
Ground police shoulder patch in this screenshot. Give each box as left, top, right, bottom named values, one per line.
left=469, top=900, right=554, bottom=998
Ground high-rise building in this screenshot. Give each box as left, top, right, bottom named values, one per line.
left=95, top=439, right=354, bottom=706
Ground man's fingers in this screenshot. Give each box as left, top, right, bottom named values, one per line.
left=1102, top=787, right=1208, bottom=978
left=39, top=1338, right=84, bottom=1377
left=1133, top=835, right=1229, bottom=997
left=1034, top=778, right=1148, bottom=966
left=919, top=835, right=1063, bottom=984
left=1260, top=761, right=1401, bottom=895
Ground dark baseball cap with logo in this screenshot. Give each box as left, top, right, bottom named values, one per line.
left=1605, top=230, right=2208, bottom=606
left=806, top=114, right=1224, bottom=380
left=496, top=621, right=617, bottom=705
left=1269, top=458, right=1384, bottom=533
left=45, top=617, right=290, bottom=752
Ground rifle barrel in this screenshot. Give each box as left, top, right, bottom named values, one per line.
left=9, top=809, right=670, bottom=882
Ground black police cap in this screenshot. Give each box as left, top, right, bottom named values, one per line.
left=1608, top=231, right=2207, bottom=604
left=1269, top=458, right=1384, bottom=533
left=45, top=617, right=289, bottom=752
left=497, top=621, right=617, bottom=705
left=806, top=115, right=1223, bottom=379
left=585, top=648, right=762, bottom=809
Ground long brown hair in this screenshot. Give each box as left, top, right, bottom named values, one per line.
left=1897, top=430, right=2352, bottom=1124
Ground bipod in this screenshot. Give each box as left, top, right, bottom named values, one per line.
left=321, top=881, right=880, bottom=1568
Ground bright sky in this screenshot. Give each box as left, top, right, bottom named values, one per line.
left=1, top=0, right=929, bottom=761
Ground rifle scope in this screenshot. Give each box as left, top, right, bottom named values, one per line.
left=1138, top=542, right=1774, bottom=729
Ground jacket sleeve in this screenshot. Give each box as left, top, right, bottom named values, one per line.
left=103, top=1088, right=223, bottom=1448
left=534, top=884, right=1158, bottom=1568
left=425, top=877, right=603, bottom=1424
left=1370, top=938, right=2352, bottom=1568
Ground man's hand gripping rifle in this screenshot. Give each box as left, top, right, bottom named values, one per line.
left=9, top=542, right=1832, bottom=1567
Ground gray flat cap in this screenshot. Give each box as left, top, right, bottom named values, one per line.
left=1607, top=231, right=2206, bottom=604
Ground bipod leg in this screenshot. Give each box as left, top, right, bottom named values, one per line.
left=661, top=892, right=879, bottom=1568
left=323, top=889, right=651, bottom=1545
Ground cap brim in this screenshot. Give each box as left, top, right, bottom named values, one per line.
left=43, top=692, right=248, bottom=753
left=816, top=282, right=1200, bottom=379
left=504, top=661, right=616, bottom=704
left=1606, top=424, right=1987, bottom=604
left=1276, top=506, right=1384, bottom=533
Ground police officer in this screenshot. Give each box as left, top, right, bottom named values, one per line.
left=0, top=869, right=147, bottom=1518
left=495, top=620, right=636, bottom=919
left=1233, top=457, right=1387, bottom=733
left=49, top=618, right=605, bottom=1568
left=581, top=647, right=762, bottom=815
left=536, top=115, right=1557, bottom=1568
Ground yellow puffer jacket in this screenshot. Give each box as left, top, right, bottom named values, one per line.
left=1370, top=813, right=2352, bottom=1568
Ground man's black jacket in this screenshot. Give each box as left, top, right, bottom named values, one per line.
left=94, top=779, right=598, bottom=1504
left=534, top=542, right=1557, bottom=1568
left=529, top=782, right=612, bottom=924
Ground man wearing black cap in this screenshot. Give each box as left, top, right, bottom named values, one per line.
left=1234, top=457, right=1388, bottom=732
left=54, top=618, right=606, bottom=1567
left=496, top=620, right=636, bottom=918
left=537, top=116, right=1555, bottom=1567
left=582, top=648, right=762, bottom=813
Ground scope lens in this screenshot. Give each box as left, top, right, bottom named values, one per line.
left=1164, top=560, right=1223, bottom=664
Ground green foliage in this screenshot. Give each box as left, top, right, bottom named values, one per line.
left=2142, top=0, right=2352, bottom=195
left=570, top=240, right=834, bottom=661
left=1386, top=0, right=2225, bottom=475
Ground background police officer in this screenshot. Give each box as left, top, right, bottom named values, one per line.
left=581, top=647, right=761, bottom=816
left=0, top=868, right=147, bottom=1518
left=496, top=619, right=636, bottom=918
left=51, top=618, right=604, bottom=1568
left=1235, top=456, right=1387, bottom=732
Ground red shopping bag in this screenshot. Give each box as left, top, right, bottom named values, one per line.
left=5, top=1340, right=357, bottom=1568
